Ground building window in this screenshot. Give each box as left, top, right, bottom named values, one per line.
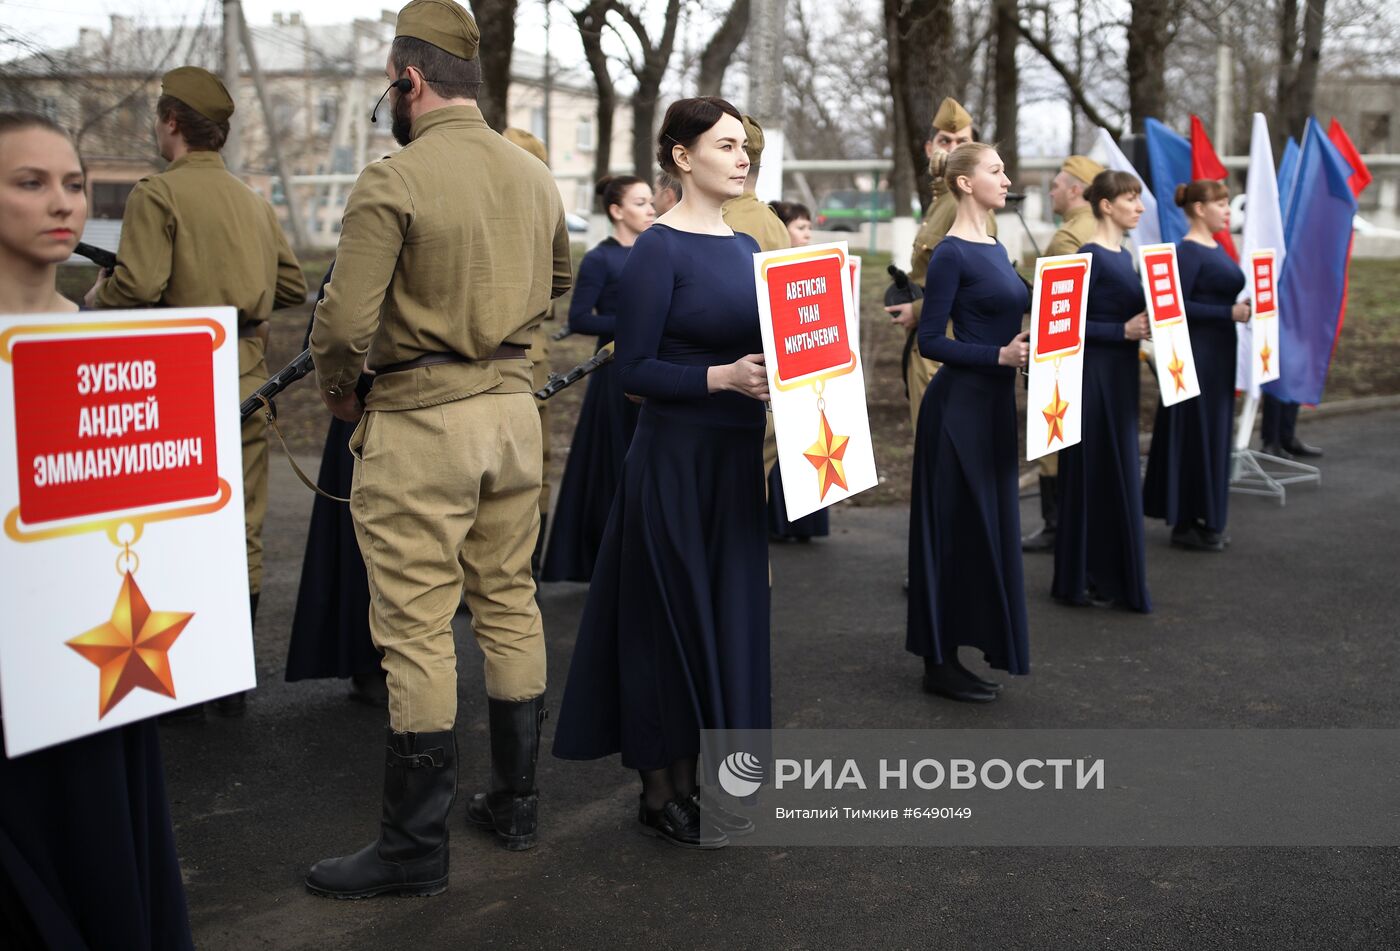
left=576, top=116, right=594, bottom=152
left=317, top=96, right=338, bottom=135
left=1359, top=112, right=1390, bottom=153
left=38, top=97, right=59, bottom=121
left=530, top=106, right=547, bottom=142
left=91, top=182, right=135, bottom=220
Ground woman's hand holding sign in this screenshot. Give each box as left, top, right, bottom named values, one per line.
left=710, top=353, right=770, bottom=401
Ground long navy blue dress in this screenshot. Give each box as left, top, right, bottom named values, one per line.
left=1052, top=243, right=1153, bottom=612
left=1143, top=240, right=1245, bottom=535
left=542, top=237, right=640, bottom=582
left=286, top=261, right=381, bottom=681
left=906, top=236, right=1031, bottom=675
left=767, top=457, right=830, bottom=540
left=553, top=224, right=770, bottom=770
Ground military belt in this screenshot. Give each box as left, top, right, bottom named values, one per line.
left=376, top=345, right=529, bottom=375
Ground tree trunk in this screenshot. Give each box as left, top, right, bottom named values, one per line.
left=474, top=0, right=517, bottom=131
left=884, top=0, right=915, bottom=221
left=573, top=0, right=615, bottom=203
left=1287, top=0, right=1327, bottom=139
left=697, top=0, right=750, bottom=97
left=886, top=0, right=956, bottom=213
left=1126, top=0, right=1173, bottom=133
left=614, top=0, right=682, bottom=183
left=993, top=0, right=1019, bottom=182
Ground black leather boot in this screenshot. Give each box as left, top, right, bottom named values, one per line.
left=1021, top=476, right=1058, bottom=552
left=306, top=728, right=457, bottom=899
left=465, top=696, right=546, bottom=851
left=531, top=514, right=548, bottom=582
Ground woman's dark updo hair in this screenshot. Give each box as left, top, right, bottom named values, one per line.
left=0, top=111, right=67, bottom=140
left=596, top=174, right=645, bottom=220
left=769, top=200, right=811, bottom=226
left=655, top=96, right=743, bottom=175
left=1175, top=179, right=1229, bottom=215
left=1084, top=170, right=1143, bottom=219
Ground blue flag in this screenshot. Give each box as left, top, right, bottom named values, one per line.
left=1264, top=121, right=1358, bottom=405
left=1144, top=118, right=1191, bottom=244
left=1277, top=137, right=1301, bottom=216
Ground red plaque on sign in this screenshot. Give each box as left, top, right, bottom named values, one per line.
left=12, top=333, right=219, bottom=525
left=1033, top=259, right=1088, bottom=361
left=1141, top=246, right=1184, bottom=326
left=765, top=252, right=853, bottom=387
left=1251, top=250, right=1278, bottom=317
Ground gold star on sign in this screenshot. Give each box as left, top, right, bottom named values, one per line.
left=67, top=572, right=193, bottom=718
left=1042, top=380, right=1070, bottom=446
left=1168, top=345, right=1187, bottom=393
left=1260, top=341, right=1272, bottom=374
left=804, top=409, right=850, bottom=500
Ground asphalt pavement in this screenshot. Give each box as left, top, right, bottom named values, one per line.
left=160, top=408, right=1400, bottom=950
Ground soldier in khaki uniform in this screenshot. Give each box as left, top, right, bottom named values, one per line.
left=886, top=97, right=996, bottom=430
left=722, top=115, right=790, bottom=534
left=87, top=66, right=306, bottom=716
left=1023, top=154, right=1104, bottom=552
left=305, top=0, right=570, bottom=899
left=502, top=127, right=555, bottom=577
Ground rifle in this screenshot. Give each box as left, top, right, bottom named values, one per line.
left=535, top=342, right=615, bottom=400
left=884, top=264, right=924, bottom=308
left=240, top=349, right=314, bottom=422
left=75, top=242, right=117, bottom=271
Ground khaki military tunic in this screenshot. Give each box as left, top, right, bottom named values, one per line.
left=1036, top=203, right=1098, bottom=477
left=723, top=192, right=789, bottom=492
left=310, top=105, right=570, bottom=732
left=95, top=150, right=306, bottom=597
left=722, top=193, right=790, bottom=254
left=903, top=193, right=998, bottom=429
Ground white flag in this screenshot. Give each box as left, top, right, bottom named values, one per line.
left=1235, top=112, right=1286, bottom=395
left=1091, top=127, right=1161, bottom=250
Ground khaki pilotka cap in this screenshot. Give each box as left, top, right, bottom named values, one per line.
left=740, top=114, right=765, bottom=167
left=395, top=0, right=481, bottom=59
left=931, top=97, right=973, bottom=133
left=1061, top=155, right=1106, bottom=185
left=503, top=128, right=548, bottom=166
left=160, top=67, right=234, bottom=123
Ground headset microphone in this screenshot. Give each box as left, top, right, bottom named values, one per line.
left=369, top=78, right=412, bottom=124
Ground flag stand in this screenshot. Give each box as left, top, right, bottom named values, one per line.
left=1228, top=392, right=1320, bottom=505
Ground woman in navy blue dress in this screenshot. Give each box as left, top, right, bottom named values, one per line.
left=906, top=143, right=1031, bottom=704
left=763, top=200, right=829, bottom=542
left=1052, top=170, right=1153, bottom=612
left=553, top=98, right=770, bottom=849
left=541, top=176, right=653, bottom=581
left=0, top=111, right=192, bottom=949
left=1143, top=180, right=1249, bottom=552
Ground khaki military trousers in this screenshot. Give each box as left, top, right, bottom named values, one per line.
left=237, top=337, right=269, bottom=596
left=903, top=329, right=941, bottom=430
left=349, top=392, right=546, bottom=733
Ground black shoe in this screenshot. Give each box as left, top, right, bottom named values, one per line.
left=210, top=692, right=247, bottom=717
left=307, top=729, right=457, bottom=899
left=921, top=662, right=997, bottom=703
left=948, top=656, right=1002, bottom=692
left=465, top=696, right=546, bottom=851
left=1260, top=441, right=1287, bottom=458
left=348, top=671, right=389, bottom=707
left=637, top=796, right=728, bottom=850
left=1170, top=524, right=1224, bottom=553
left=691, top=790, right=754, bottom=837
left=1282, top=437, right=1323, bottom=458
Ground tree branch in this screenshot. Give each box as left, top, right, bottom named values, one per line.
left=1017, top=21, right=1122, bottom=138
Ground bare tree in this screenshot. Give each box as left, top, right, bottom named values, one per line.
left=992, top=0, right=1020, bottom=181
left=474, top=0, right=517, bottom=131
left=697, top=0, right=750, bottom=97
left=610, top=0, right=683, bottom=182
left=572, top=0, right=617, bottom=195
left=1277, top=0, right=1328, bottom=140
left=1126, top=0, right=1182, bottom=131
left=885, top=0, right=958, bottom=216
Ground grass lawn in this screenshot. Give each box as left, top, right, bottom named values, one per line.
left=56, top=249, right=1399, bottom=508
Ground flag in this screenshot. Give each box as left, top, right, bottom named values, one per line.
left=1263, top=119, right=1358, bottom=406
left=1144, top=118, right=1191, bottom=244
left=1326, top=118, right=1373, bottom=198
left=1277, top=137, right=1301, bottom=213
left=1091, top=127, right=1160, bottom=248
left=1190, top=115, right=1239, bottom=260
left=1235, top=113, right=1285, bottom=394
